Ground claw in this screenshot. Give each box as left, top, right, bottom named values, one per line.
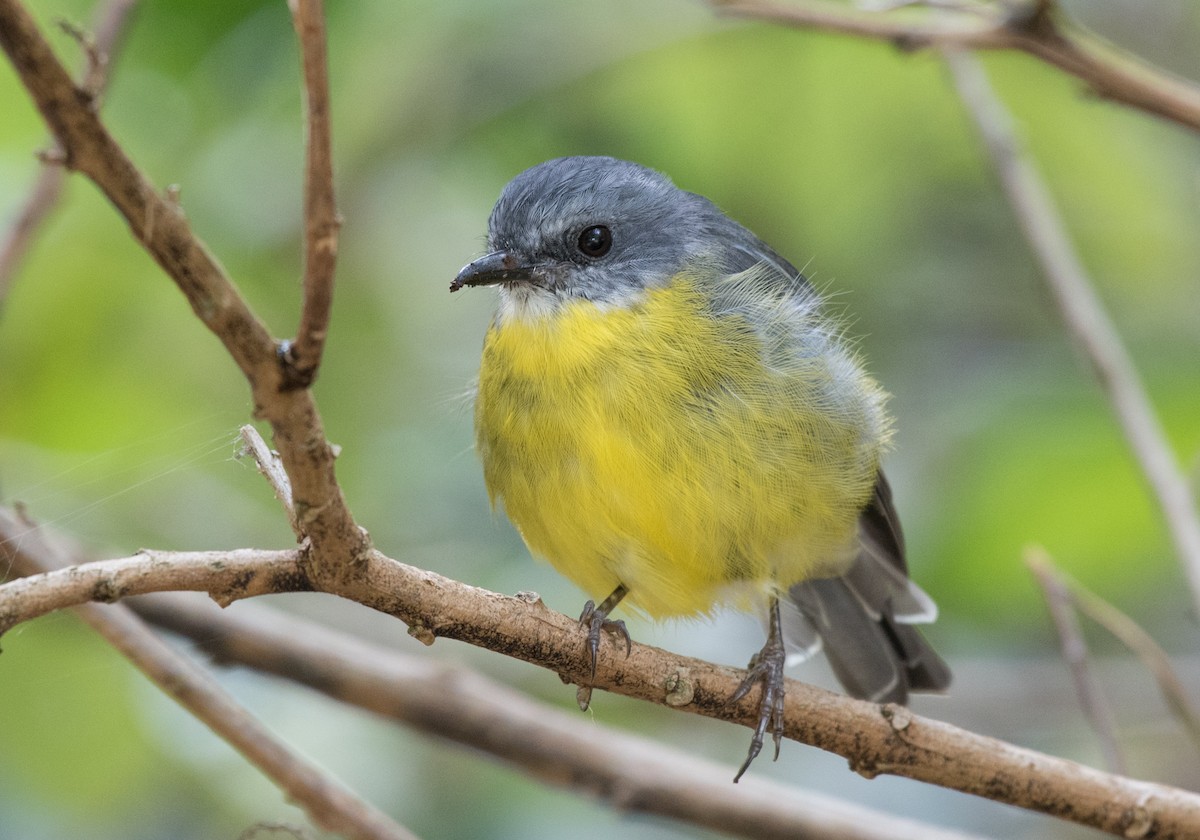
left=730, top=597, right=788, bottom=782
left=576, top=584, right=630, bottom=711
left=579, top=600, right=631, bottom=679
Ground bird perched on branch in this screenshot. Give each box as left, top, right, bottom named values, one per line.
left=452, top=155, right=950, bottom=780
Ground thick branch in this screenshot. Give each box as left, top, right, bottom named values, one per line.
left=711, top=0, right=1200, bottom=133
left=3, top=511, right=1199, bottom=839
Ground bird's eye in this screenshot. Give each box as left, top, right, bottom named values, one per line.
left=576, top=225, right=612, bottom=258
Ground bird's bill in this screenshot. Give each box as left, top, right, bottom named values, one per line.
left=450, top=251, right=534, bottom=292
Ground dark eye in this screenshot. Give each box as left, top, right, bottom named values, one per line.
left=576, top=225, right=612, bottom=258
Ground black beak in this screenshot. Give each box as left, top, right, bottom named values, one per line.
left=450, top=251, right=535, bottom=292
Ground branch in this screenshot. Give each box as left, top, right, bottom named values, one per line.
left=0, top=0, right=138, bottom=312
left=944, top=48, right=1200, bottom=616
left=0, top=0, right=367, bottom=570
left=281, top=0, right=339, bottom=388
left=0, top=543, right=306, bottom=629
left=710, top=0, right=1200, bottom=133
left=1027, top=549, right=1125, bottom=774
left=3, top=510, right=983, bottom=840
left=1, top=511, right=419, bottom=840
left=131, top=594, right=989, bottom=840
left=1030, top=549, right=1200, bottom=757
left=238, top=424, right=303, bottom=539
left=3, top=508, right=1199, bottom=838
left=0, top=155, right=63, bottom=311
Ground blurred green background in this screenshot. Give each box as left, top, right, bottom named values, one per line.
left=2, top=1, right=1199, bottom=837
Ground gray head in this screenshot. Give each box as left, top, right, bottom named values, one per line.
left=451, top=156, right=800, bottom=310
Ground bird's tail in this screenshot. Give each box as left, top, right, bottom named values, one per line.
left=782, top=474, right=952, bottom=704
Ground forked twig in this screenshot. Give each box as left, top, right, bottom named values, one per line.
left=1028, top=548, right=1200, bottom=756
left=1027, top=549, right=1126, bottom=773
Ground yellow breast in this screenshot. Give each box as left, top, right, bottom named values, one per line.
left=474, top=273, right=888, bottom=618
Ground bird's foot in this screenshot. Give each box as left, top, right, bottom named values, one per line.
left=576, top=584, right=630, bottom=711
left=728, top=601, right=787, bottom=782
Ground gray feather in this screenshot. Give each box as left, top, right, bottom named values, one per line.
left=789, top=472, right=951, bottom=703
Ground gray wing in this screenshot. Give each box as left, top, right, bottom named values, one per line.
left=787, top=471, right=952, bottom=704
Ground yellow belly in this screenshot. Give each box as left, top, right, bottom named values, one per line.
left=474, top=274, right=886, bottom=618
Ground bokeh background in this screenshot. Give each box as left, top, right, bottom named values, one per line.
left=2, top=1, right=1199, bottom=837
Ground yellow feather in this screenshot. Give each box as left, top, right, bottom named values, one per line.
left=474, top=270, right=889, bottom=619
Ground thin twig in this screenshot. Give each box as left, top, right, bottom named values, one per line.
left=0, top=0, right=138, bottom=312
left=2, top=507, right=1200, bottom=839
left=1027, top=549, right=1126, bottom=774
left=1033, top=551, right=1200, bottom=756
left=0, top=164, right=64, bottom=311
left=132, top=593, right=991, bottom=840
left=281, top=0, right=339, bottom=389
left=1075, top=589, right=1200, bottom=755
left=78, top=0, right=139, bottom=97
left=238, top=424, right=302, bottom=539
left=710, top=0, right=1200, bottom=133
left=944, top=48, right=1200, bottom=616
left=2, top=512, right=420, bottom=840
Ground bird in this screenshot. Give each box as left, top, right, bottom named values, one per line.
left=451, top=155, right=950, bottom=780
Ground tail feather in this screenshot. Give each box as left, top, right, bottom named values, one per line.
left=789, top=577, right=908, bottom=702
left=786, top=471, right=951, bottom=704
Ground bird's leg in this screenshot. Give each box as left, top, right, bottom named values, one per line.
left=576, top=583, right=631, bottom=711
left=729, top=596, right=787, bottom=782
